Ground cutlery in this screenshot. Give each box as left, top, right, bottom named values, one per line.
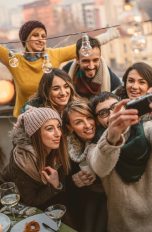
left=0, top=206, right=7, bottom=213
left=42, top=222, right=57, bottom=232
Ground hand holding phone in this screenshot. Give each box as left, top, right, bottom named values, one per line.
left=125, top=93, right=152, bottom=116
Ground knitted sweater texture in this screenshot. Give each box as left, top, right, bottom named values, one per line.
left=88, top=121, right=152, bottom=232
left=0, top=45, right=76, bottom=117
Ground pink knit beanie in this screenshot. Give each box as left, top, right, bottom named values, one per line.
left=19, top=20, right=47, bottom=47
left=22, top=107, right=62, bottom=137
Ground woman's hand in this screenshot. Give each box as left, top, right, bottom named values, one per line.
left=107, top=99, right=139, bottom=145
left=147, top=87, right=152, bottom=94
left=41, top=166, right=60, bottom=189
left=72, top=170, right=95, bottom=187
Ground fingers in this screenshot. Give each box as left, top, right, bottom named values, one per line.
left=72, top=171, right=95, bottom=188
left=79, top=170, right=95, bottom=181
left=147, top=87, right=152, bottom=94
left=43, top=166, right=54, bottom=173
left=150, top=103, right=152, bottom=109
left=113, top=99, right=130, bottom=113
left=110, top=110, right=139, bottom=126
left=107, top=101, right=139, bottom=145
left=41, top=166, right=58, bottom=180
left=109, top=99, right=139, bottom=127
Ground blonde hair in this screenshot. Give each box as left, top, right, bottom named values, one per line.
left=62, top=99, right=94, bottom=134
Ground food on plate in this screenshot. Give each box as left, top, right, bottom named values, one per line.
left=23, top=220, right=40, bottom=232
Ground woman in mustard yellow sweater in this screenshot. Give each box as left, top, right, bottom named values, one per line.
left=0, top=20, right=77, bottom=117
left=0, top=20, right=120, bottom=117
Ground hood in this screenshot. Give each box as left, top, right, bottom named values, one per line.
left=10, top=124, right=32, bottom=147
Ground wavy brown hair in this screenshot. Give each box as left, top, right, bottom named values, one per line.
left=29, top=68, right=79, bottom=112
left=115, top=62, right=152, bottom=99
left=31, top=125, right=70, bottom=175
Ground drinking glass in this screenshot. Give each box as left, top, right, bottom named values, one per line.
left=45, top=204, right=66, bottom=230
left=0, top=182, right=20, bottom=223
left=79, top=160, right=96, bottom=180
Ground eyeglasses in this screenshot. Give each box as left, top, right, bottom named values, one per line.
left=96, top=102, right=117, bottom=118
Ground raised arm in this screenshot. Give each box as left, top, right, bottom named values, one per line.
left=96, top=27, right=120, bottom=45
left=0, top=45, right=10, bottom=67
left=50, top=44, right=76, bottom=64
left=88, top=99, right=139, bottom=178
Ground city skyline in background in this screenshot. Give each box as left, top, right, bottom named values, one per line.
left=0, top=0, right=89, bottom=8
left=0, top=0, right=37, bottom=8
left=0, top=0, right=151, bottom=79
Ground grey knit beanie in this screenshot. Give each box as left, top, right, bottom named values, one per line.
left=19, top=20, right=47, bottom=47
left=22, top=107, right=62, bottom=137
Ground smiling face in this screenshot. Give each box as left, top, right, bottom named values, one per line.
left=68, top=111, right=96, bottom=141
left=77, top=47, right=101, bottom=79
left=126, top=69, right=149, bottom=99
left=26, top=28, right=47, bottom=52
left=96, top=98, right=118, bottom=128
left=50, top=76, right=71, bottom=110
left=40, top=119, right=62, bottom=153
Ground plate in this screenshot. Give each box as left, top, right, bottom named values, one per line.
left=0, top=213, right=11, bottom=232
left=10, top=213, right=58, bottom=232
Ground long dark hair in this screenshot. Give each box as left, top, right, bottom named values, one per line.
left=115, top=62, right=152, bottom=99
left=29, top=68, right=78, bottom=111
left=31, top=127, right=70, bottom=175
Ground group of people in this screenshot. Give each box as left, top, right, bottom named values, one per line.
left=1, top=19, right=152, bottom=232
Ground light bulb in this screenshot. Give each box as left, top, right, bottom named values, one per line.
left=9, top=51, right=19, bottom=68
left=118, top=2, right=143, bottom=35
left=131, top=33, right=147, bottom=52
left=42, top=54, right=52, bottom=73
left=80, top=33, right=92, bottom=56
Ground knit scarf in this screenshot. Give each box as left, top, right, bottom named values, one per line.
left=68, top=57, right=111, bottom=98
left=24, top=52, right=42, bottom=61
left=116, top=122, right=151, bottom=183
left=13, top=145, right=45, bottom=183
left=67, top=133, right=88, bottom=163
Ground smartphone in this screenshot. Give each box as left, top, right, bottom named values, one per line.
left=125, top=93, right=152, bottom=116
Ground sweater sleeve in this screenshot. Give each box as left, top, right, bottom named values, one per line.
left=96, top=27, right=120, bottom=45
left=51, top=44, right=76, bottom=64
left=2, top=156, right=63, bottom=209
left=0, top=45, right=9, bottom=67
left=87, top=130, right=125, bottom=178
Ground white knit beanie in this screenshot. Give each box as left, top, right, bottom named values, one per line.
left=22, top=107, right=62, bottom=137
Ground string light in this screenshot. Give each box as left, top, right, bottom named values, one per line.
left=9, top=51, right=19, bottom=68
left=42, top=54, right=52, bottom=73
left=0, top=18, right=151, bottom=71
left=0, top=19, right=151, bottom=46
left=131, top=32, right=147, bottom=52
left=80, top=33, right=92, bottom=56
left=118, top=0, right=143, bottom=35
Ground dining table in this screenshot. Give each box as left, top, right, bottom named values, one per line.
left=0, top=205, right=77, bottom=232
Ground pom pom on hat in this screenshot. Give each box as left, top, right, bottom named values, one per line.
left=19, top=20, right=47, bottom=46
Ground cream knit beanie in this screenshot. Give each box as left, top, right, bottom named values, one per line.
left=22, top=107, right=61, bottom=137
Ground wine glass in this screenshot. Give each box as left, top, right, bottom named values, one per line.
left=0, top=182, right=20, bottom=223
left=45, top=204, right=66, bottom=229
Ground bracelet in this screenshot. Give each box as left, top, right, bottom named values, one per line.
left=56, top=182, right=63, bottom=190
